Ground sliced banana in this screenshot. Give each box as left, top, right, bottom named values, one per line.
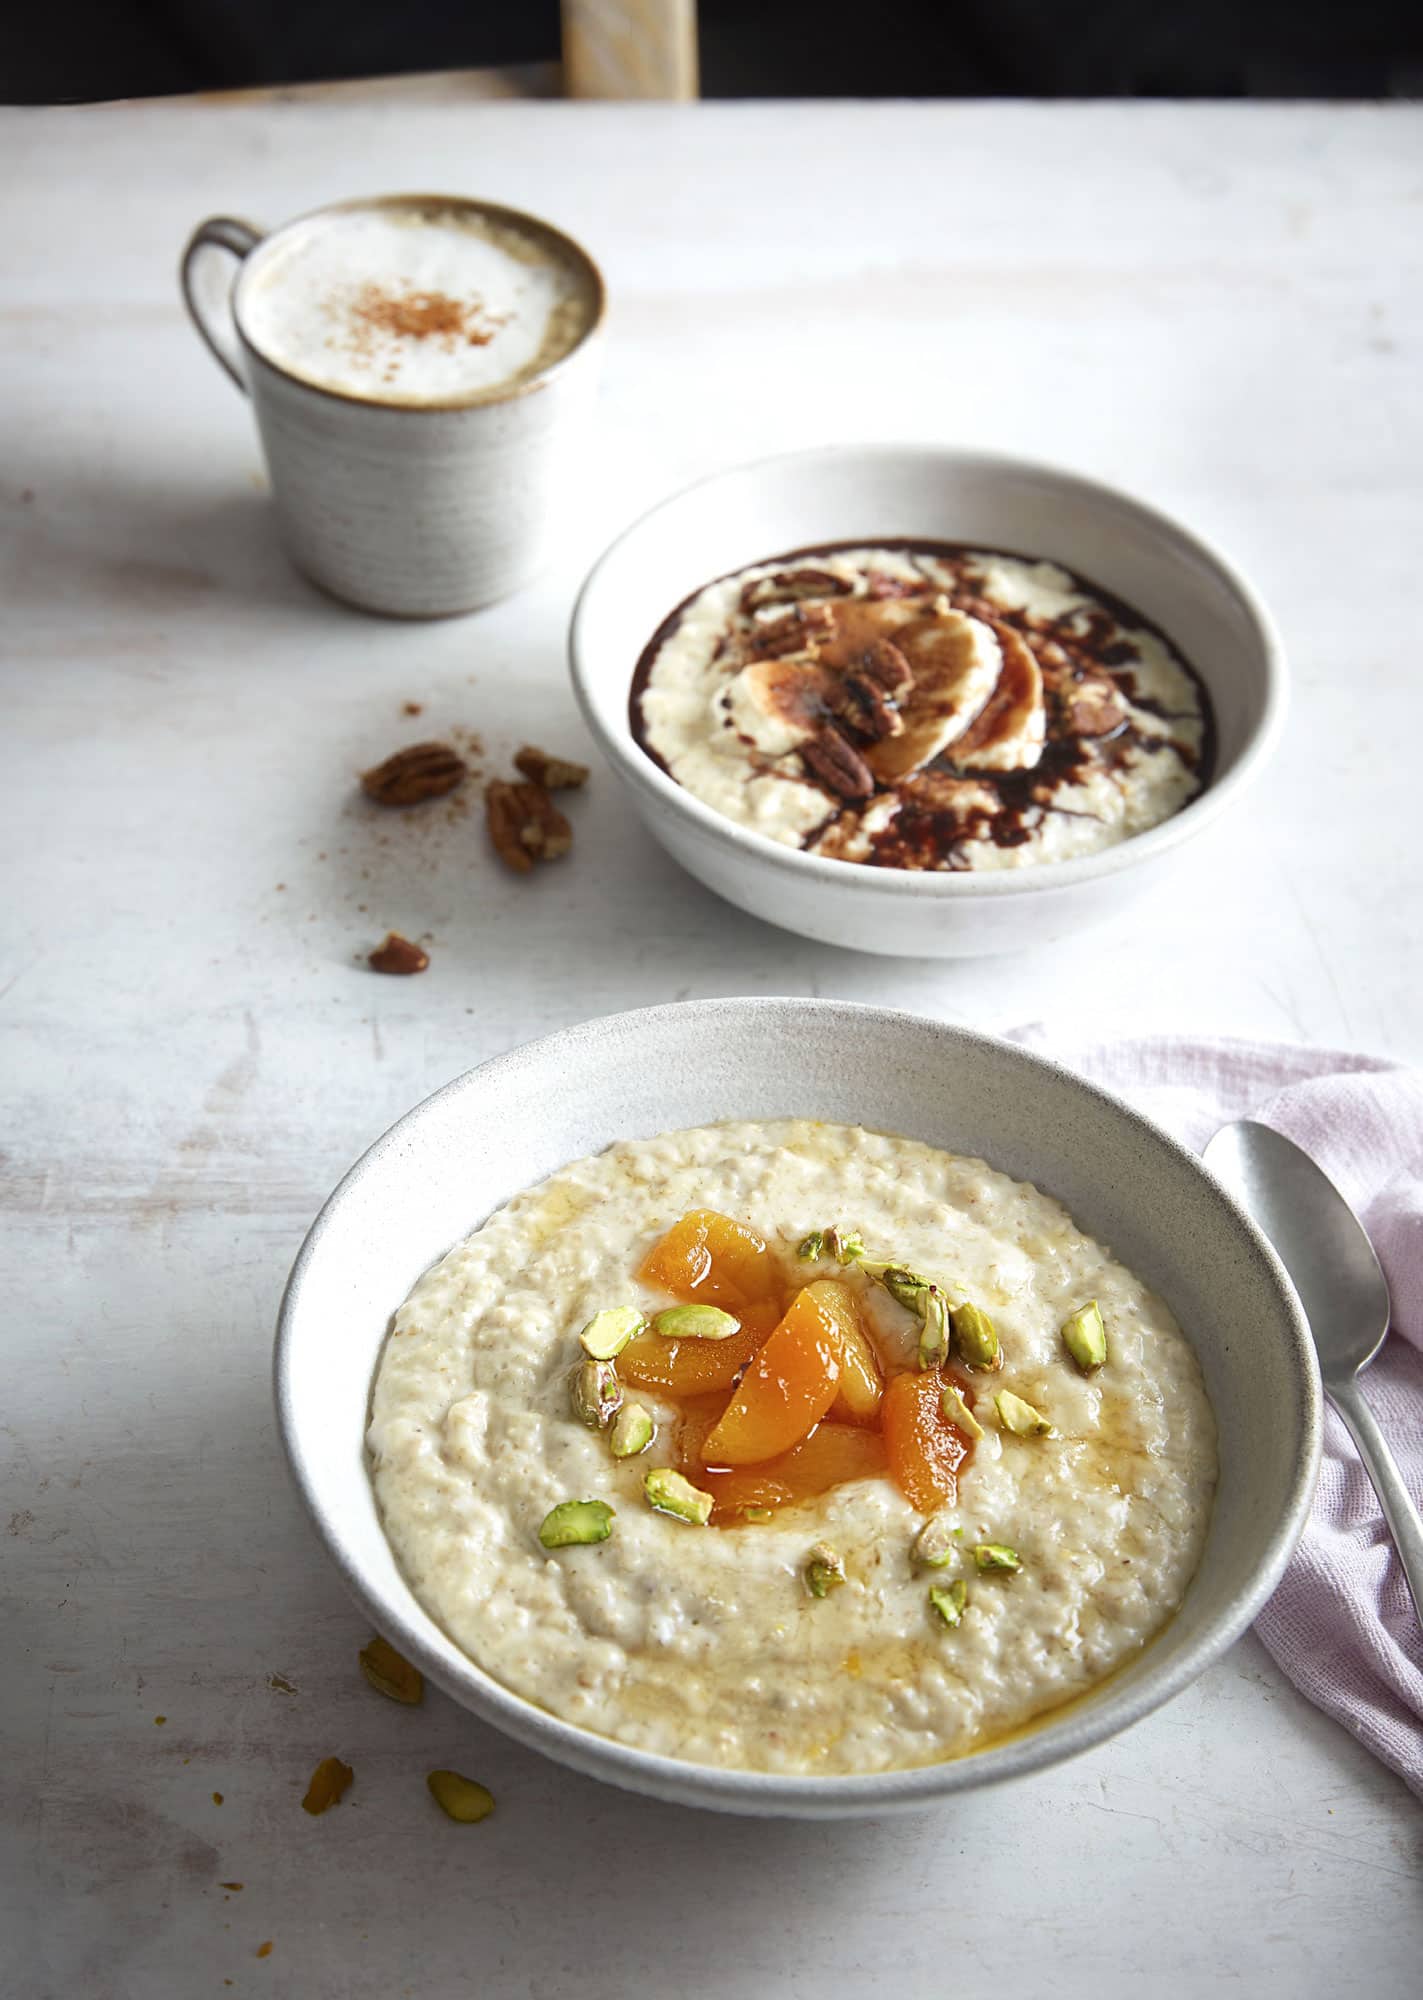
left=949, top=624, right=1045, bottom=772
left=723, top=657, right=833, bottom=757
left=865, top=611, right=1002, bottom=783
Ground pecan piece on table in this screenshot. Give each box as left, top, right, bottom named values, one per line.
left=368, top=932, right=430, bottom=975
left=831, top=670, right=903, bottom=741
left=800, top=726, right=876, bottom=801
left=741, top=567, right=855, bottom=613
left=486, top=779, right=572, bottom=872
left=513, top=744, right=590, bottom=791
left=857, top=638, right=914, bottom=698
left=360, top=741, right=467, bottom=807
left=750, top=602, right=836, bottom=659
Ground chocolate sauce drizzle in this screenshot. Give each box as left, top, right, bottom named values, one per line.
left=629, top=539, right=1217, bottom=872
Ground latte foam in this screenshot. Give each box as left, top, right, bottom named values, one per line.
left=240, top=201, right=597, bottom=406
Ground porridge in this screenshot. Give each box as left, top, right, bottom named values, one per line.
left=632, top=544, right=1213, bottom=870
left=368, top=1120, right=1217, bottom=1776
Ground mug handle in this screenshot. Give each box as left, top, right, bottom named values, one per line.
left=180, top=217, right=264, bottom=393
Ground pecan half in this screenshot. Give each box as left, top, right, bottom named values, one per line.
left=865, top=571, right=928, bottom=601
left=751, top=602, right=836, bottom=658
left=486, top=779, right=572, bottom=871
left=513, top=744, right=590, bottom=791
left=741, top=568, right=854, bottom=613
left=1064, top=690, right=1128, bottom=738
left=369, top=932, right=429, bottom=975
left=800, top=726, right=875, bottom=801
left=832, top=671, right=903, bottom=741
left=858, top=638, right=914, bottom=697
left=361, top=741, right=467, bottom=808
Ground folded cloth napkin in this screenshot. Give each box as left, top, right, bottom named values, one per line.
left=1009, top=1030, right=1423, bottom=1799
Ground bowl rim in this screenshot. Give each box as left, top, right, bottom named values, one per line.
left=273, top=998, right=1321, bottom=1815
left=568, top=442, right=1287, bottom=901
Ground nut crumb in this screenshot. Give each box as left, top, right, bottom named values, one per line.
left=212, top=1791, right=223, bottom=1805
left=267, top=1673, right=298, bottom=1695
left=402, top=700, right=423, bottom=715
left=256, top=1940, right=273, bottom=1958
left=221, top=1882, right=243, bottom=1892
left=368, top=933, right=429, bottom=976
left=513, top=744, right=589, bottom=791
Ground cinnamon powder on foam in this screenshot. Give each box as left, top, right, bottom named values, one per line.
left=350, top=283, right=504, bottom=348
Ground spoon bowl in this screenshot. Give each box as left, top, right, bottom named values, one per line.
left=1202, top=1119, right=1390, bottom=1382
left=1203, top=1117, right=1422, bottom=1628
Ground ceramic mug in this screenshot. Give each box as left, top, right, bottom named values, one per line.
left=180, top=194, right=605, bottom=617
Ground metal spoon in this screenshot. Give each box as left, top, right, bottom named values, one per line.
left=1203, top=1118, right=1423, bottom=1627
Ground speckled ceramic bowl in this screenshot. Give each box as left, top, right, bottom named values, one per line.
left=274, top=999, right=1319, bottom=1817
left=569, top=446, right=1285, bottom=956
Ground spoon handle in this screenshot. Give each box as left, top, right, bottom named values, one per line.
left=1326, top=1375, right=1423, bottom=1629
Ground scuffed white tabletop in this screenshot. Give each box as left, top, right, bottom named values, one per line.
left=2, top=97, right=1420, bottom=1999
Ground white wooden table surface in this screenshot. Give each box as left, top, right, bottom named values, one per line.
left=3, top=99, right=1420, bottom=2000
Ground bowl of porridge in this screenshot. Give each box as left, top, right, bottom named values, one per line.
left=569, top=446, right=1285, bottom=956
left=274, top=999, right=1320, bottom=1816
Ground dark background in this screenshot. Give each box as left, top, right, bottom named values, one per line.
left=5, top=0, right=1421, bottom=105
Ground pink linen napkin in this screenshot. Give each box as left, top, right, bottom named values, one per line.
left=1009, top=1030, right=1423, bottom=1799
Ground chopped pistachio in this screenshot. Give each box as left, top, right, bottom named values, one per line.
left=973, top=1542, right=1022, bottom=1574
left=940, top=1381, right=985, bottom=1441
left=918, top=1286, right=950, bottom=1370
left=568, top=1357, right=622, bottom=1431
left=579, top=1305, right=646, bottom=1361
left=913, top=1514, right=959, bottom=1569
left=301, top=1756, right=354, bottom=1815
left=538, top=1498, right=614, bottom=1549
left=608, top=1401, right=654, bottom=1459
left=741, top=1506, right=775, bottom=1524
left=426, top=1770, right=495, bottom=1824
left=995, top=1389, right=1054, bottom=1437
left=951, top=1300, right=1002, bottom=1371
left=929, top=1579, right=968, bottom=1628
left=358, top=1635, right=424, bottom=1705
left=643, top=1467, right=714, bottom=1526
left=651, top=1303, right=741, bottom=1342
left=796, top=1229, right=826, bottom=1260
left=1061, top=1299, right=1108, bottom=1373
left=879, top=1265, right=932, bottom=1313
left=804, top=1544, right=847, bottom=1598
left=826, top=1227, right=866, bottom=1265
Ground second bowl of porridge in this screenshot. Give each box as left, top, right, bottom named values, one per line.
left=570, top=446, right=1285, bottom=956
left=275, top=999, right=1320, bottom=1815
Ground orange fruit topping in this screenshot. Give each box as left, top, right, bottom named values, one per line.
left=803, top=1277, right=884, bottom=1424
left=701, top=1286, right=842, bottom=1466
left=619, top=1299, right=782, bottom=1398
left=881, top=1368, right=971, bottom=1513
left=639, top=1209, right=781, bottom=1311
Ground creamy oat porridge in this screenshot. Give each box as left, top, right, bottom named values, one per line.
left=631, top=544, right=1213, bottom=870
left=368, top=1120, right=1217, bottom=1775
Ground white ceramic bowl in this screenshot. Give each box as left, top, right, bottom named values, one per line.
left=274, top=999, right=1320, bottom=1817
left=569, top=446, right=1286, bottom=957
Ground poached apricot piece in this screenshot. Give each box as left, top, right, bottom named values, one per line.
left=702, top=1286, right=842, bottom=1466
left=619, top=1299, right=781, bottom=1399
left=689, top=1422, right=889, bottom=1522
left=881, top=1368, right=971, bottom=1513
left=803, top=1278, right=884, bottom=1424
left=639, top=1210, right=780, bottom=1311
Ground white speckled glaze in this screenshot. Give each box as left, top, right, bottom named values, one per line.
left=274, top=999, right=1321, bottom=1817
left=569, top=446, right=1285, bottom=955
left=180, top=195, right=604, bottom=616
